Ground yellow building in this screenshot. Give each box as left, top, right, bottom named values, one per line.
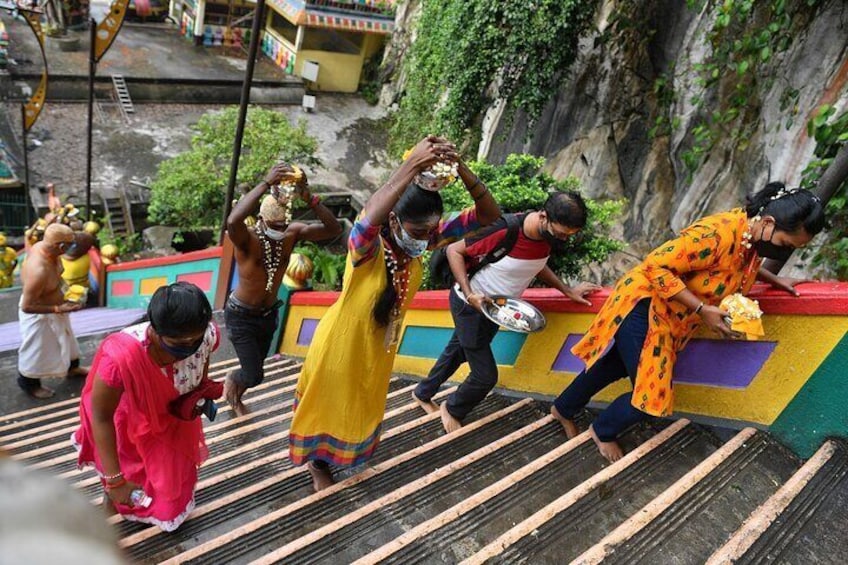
left=173, top=0, right=394, bottom=93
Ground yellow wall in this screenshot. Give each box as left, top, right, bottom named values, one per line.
left=282, top=304, right=848, bottom=428
left=294, top=48, right=364, bottom=93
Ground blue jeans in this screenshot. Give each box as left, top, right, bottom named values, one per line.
left=553, top=298, right=651, bottom=442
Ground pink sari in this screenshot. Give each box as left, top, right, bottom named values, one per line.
left=73, top=331, right=209, bottom=531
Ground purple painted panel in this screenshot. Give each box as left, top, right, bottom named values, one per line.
left=551, top=334, right=587, bottom=373
left=675, top=339, right=777, bottom=388
left=551, top=333, right=777, bottom=390
left=297, top=318, right=320, bottom=346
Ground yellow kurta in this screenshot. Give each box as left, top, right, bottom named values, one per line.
left=289, top=241, right=423, bottom=466
left=61, top=254, right=91, bottom=288
left=572, top=209, right=762, bottom=417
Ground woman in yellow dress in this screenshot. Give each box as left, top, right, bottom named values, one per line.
left=289, top=136, right=501, bottom=491
left=551, top=183, right=825, bottom=462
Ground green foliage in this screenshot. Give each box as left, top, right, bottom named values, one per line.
left=389, top=0, right=598, bottom=155
left=97, top=217, right=143, bottom=257
left=801, top=105, right=848, bottom=280
left=148, top=107, right=320, bottom=232
left=428, top=153, right=625, bottom=286
left=295, top=241, right=347, bottom=290
left=676, top=0, right=824, bottom=176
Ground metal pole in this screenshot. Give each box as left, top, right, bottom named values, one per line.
left=21, top=104, right=33, bottom=227
left=85, top=17, right=96, bottom=221
left=220, top=0, right=266, bottom=243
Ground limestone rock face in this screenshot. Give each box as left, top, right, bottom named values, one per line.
left=382, top=0, right=848, bottom=280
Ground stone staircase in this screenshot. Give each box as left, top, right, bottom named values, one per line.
left=1, top=356, right=846, bottom=564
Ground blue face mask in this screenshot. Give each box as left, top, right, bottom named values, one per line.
left=64, top=242, right=79, bottom=255
left=393, top=222, right=429, bottom=258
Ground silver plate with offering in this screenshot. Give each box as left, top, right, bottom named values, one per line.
left=481, top=295, right=547, bottom=334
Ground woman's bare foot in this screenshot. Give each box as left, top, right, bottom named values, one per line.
left=66, top=366, right=89, bottom=379
left=412, top=391, right=439, bottom=414
left=589, top=424, right=624, bottom=463
left=24, top=385, right=55, bottom=399
left=224, top=373, right=250, bottom=417
left=101, top=494, right=117, bottom=517
left=550, top=405, right=580, bottom=439
left=307, top=461, right=335, bottom=492
left=440, top=401, right=462, bottom=433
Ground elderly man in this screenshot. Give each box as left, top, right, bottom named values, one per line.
left=224, top=163, right=342, bottom=416
left=18, top=223, right=87, bottom=399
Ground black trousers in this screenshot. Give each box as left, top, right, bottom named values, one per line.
left=414, top=290, right=500, bottom=420
left=224, top=303, right=278, bottom=389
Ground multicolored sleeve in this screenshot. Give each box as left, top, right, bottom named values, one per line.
left=430, top=207, right=482, bottom=249
left=641, top=222, right=723, bottom=299
left=348, top=213, right=382, bottom=267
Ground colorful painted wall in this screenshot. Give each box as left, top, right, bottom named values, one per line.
left=104, top=247, right=223, bottom=309
left=280, top=282, right=848, bottom=457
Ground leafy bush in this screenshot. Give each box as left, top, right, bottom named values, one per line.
left=148, top=107, right=320, bottom=232
left=425, top=153, right=625, bottom=287
left=801, top=104, right=848, bottom=280
left=294, top=241, right=347, bottom=291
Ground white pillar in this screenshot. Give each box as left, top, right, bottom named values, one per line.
left=194, top=0, right=206, bottom=44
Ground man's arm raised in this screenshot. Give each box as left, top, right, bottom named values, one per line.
left=227, top=164, right=293, bottom=250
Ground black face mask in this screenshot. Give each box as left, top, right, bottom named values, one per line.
left=159, top=335, right=204, bottom=360
left=754, top=225, right=794, bottom=261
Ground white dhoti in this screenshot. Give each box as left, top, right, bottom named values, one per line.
left=18, top=304, right=80, bottom=379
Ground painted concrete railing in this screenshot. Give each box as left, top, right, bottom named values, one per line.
left=104, top=247, right=223, bottom=309
left=281, top=282, right=848, bottom=458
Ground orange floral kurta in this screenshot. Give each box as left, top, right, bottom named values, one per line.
left=572, top=209, right=762, bottom=417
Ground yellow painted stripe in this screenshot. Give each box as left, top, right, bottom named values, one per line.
left=154, top=397, right=527, bottom=562
left=571, top=427, right=759, bottom=564
left=459, top=419, right=691, bottom=565
left=704, top=441, right=837, bottom=565
left=139, top=276, right=168, bottom=296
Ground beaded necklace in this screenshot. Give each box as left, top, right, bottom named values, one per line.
left=382, top=236, right=411, bottom=350
left=255, top=223, right=285, bottom=293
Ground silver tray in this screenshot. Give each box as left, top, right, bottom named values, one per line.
left=481, top=295, right=547, bottom=333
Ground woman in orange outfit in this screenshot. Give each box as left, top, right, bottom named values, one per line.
left=551, top=182, right=825, bottom=462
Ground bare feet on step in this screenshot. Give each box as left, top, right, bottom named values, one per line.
left=440, top=401, right=462, bottom=434
left=307, top=461, right=335, bottom=492
left=412, top=391, right=439, bottom=414
left=66, top=365, right=89, bottom=379
left=550, top=405, right=580, bottom=439
left=22, top=384, right=54, bottom=399
left=224, top=373, right=250, bottom=417
left=589, top=424, right=624, bottom=463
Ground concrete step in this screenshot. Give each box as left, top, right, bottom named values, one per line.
left=707, top=439, right=848, bottom=565
left=574, top=430, right=799, bottom=565
left=1, top=358, right=844, bottom=564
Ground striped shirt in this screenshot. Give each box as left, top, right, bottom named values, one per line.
left=348, top=207, right=480, bottom=267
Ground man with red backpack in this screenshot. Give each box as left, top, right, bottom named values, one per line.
left=413, top=191, right=600, bottom=433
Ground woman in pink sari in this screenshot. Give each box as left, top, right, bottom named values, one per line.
left=73, top=282, right=221, bottom=531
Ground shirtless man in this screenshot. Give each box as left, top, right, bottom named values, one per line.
left=224, top=163, right=342, bottom=416
left=18, top=223, right=88, bottom=399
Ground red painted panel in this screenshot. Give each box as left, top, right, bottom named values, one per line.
left=111, top=279, right=135, bottom=296
left=177, top=271, right=214, bottom=292
left=289, top=282, right=848, bottom=315
left=105, top=247, right=223, bottom=273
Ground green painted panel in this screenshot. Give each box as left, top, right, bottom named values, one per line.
left=106, top=258, right=220, bottom=309
left=398, top=325, right=527, bottom=366
left=771, top=331, right=848, bottom=458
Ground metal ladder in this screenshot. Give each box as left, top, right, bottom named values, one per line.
left=111, top=74, right=134, bottom=123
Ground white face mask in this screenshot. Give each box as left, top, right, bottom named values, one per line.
left=263, top=225, right=286, bottom=241
left=393, top=222, right=429, bottom=258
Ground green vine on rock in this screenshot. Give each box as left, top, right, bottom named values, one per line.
left=678, top=0, right=824, bottom=176
left=801, top=105, right=848, bottom=280
left=389, top=0, right=598, bottom=156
